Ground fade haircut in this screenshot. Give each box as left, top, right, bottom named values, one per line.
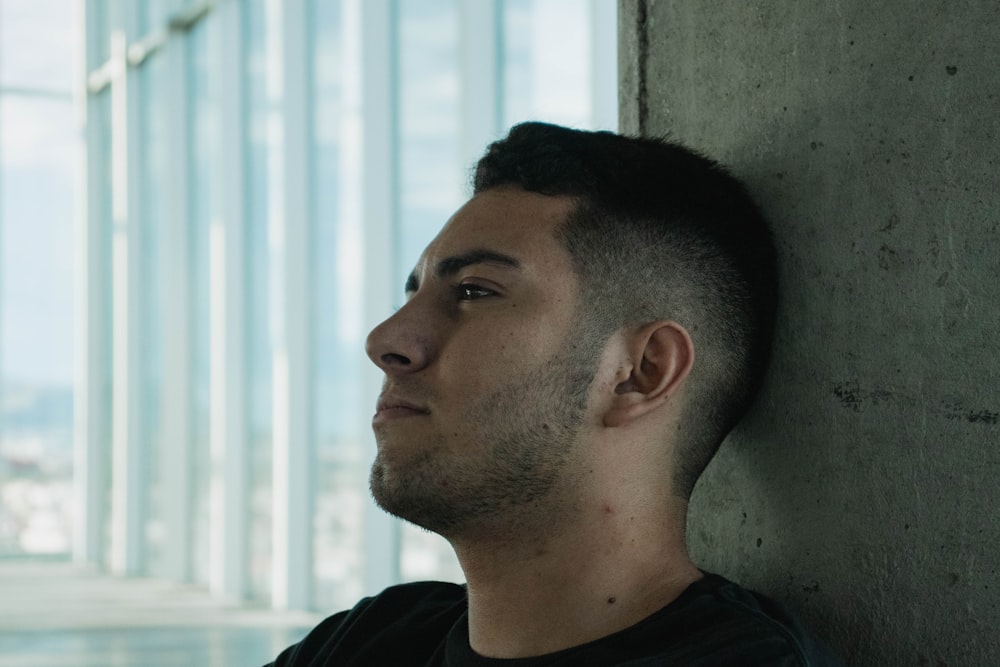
left=473, top=122, right=778, bottom=499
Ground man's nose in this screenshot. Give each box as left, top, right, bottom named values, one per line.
left=365, top=305, right=432, bottom=374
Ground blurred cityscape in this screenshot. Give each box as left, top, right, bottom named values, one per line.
left=0, top=381, right=73, bottom=555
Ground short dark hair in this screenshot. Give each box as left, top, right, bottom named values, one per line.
left=473, top=122, right=778, bottom=498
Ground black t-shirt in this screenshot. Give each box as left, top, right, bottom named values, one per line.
left=265, top=573, right=842, bottom=666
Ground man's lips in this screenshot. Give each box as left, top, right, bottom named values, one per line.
left=373, top=395, right=430, bottom=423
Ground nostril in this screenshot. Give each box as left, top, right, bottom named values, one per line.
left=381, top=353, right=411, bottom=366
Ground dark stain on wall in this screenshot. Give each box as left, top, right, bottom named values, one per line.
left=832, top=381, right=998, bottom=425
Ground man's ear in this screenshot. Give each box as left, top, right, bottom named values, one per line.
left=604, top=321, right=694, bottom=428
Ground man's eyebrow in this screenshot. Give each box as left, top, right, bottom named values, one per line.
left=436, top=249, right=520, bottom=277
left=405, top=249, right=521, bottom=293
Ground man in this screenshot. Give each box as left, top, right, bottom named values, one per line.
left=267, top=122, right=840, bottom=665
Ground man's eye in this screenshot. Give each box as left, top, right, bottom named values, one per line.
left=457, top=284, right=495, bottom=300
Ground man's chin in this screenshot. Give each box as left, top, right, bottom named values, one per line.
left=369, top=461, right=455, bottom=534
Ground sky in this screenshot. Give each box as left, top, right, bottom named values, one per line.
left=0, top=0, right=79, bottom=388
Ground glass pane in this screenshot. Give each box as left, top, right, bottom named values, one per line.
left=396, top=0, right=463, bottom=283
left=0, top=94, right=78, bottom=556
left=310, top=0, right=367, bottom=612
left=395, top=0, right=464, bottom=586
left=0, top=0, right=78, bottom=92
left=503, top=0, right=592, bottom=129
left=94, top=0, right=113, bottom=65
left=138, top=49, right=169, bottom=577
left=187, top=15, right=217, bottom=586
left=95, top=90, right=113, bottom=568
left=246, top=0, right=273, bottom=603
left=137, top=0, right=175, bottom=35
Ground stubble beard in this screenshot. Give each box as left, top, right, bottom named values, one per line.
left=369, top=335, right=600, bottom=541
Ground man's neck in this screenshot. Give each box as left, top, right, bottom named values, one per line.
left=450, top=497, right=702, bottom=659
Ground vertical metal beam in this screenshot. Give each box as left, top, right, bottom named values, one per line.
left=208, top=0, right=248, bottom=601
left=74, top=0, right=111, bottom=567
left=108, top=0, right=145, bottom=575
left=589, top=0, right=618, bottom=130
left=459, top=0, right=502, bottom=176
left=269, top=0, right=314, bottom=611
left=340, top=0, right=400, bottom=596
left=159, top=4, right=194, bottom=583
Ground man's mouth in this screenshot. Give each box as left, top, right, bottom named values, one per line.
left=373, top=395, right=430, bottom=423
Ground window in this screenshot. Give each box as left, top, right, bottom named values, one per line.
left=72, top=0, right=616, bottom=610
left=0, top=0, right=79, bottom=558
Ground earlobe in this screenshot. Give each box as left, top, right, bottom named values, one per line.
left=604, top=321, right=694, bottom=428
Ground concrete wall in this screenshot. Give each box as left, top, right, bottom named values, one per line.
left=620, top=2, right=999, bottom=664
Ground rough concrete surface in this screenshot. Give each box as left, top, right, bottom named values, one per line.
left=620, top=1, right=999, bottom=664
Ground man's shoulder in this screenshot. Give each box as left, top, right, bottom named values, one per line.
left=335, top=580, right=469, bottom=628
left=358, top=580, right=468, bottom=611
left=267, top=576, right=842, bottom=667
left=625, top=572, right=842, bottom=666
left=266, top=581, right=467, bottom=667
left=440, top=574, right=843, bottom=667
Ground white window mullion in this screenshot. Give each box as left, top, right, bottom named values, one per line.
left=74, top=0, right=111, bottom=568
left=269, top=0, right=314, bottom=611
left=340, top=0, right=400, bottom=595
left=108, top=8, right=146, bottom=575
left=209, top=0, right=248, bottom=601
left=160, top=14, right=194, bottom=583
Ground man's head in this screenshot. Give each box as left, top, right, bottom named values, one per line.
left=472, top=122, right=778, bottom=499
left=365, top=122, right=777, bottom=539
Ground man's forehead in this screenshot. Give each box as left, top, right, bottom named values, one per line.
left=403, top=190, right=578, bottom=296
left=418, top=187, right=575, bottom=265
